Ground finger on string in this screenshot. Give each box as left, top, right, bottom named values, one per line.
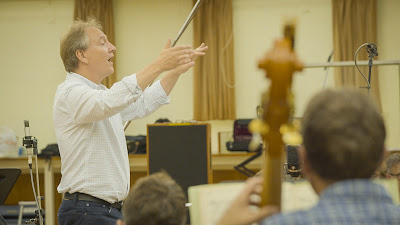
left=239, top=177, right=264, bottom=198
left=249, top=193, right=262, bottom=205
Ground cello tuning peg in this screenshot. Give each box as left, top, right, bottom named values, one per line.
left=249, top=132, right=262, bottom=152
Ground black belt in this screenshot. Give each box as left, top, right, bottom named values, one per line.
left=64, top=192, right=123, bottom=210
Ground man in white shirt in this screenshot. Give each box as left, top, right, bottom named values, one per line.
left=53, top=18, right=207, bottom=225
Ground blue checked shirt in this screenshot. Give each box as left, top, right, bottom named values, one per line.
left=261, top=179, right=400, bottom=225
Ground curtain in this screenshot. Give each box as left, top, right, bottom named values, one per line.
left=193, top=0, right=236, bottom=120
left=332, top=0, right=381, bottom=107
left=74, top=0, right=116, bottom=88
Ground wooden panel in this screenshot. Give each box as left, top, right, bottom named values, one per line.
left=212, top=170, right=257, bottom=183
left=4, top=174, right=44, bottom=205
left=130, top=171, right=147, bottom=187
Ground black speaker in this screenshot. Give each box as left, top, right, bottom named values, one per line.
left=147, top=123, right=212, bottom=225
left=147, top=123, right=212, bottom=193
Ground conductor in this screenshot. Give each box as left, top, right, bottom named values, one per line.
left=53, top=18, right=207, bottom=225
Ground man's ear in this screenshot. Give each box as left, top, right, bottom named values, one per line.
left=75, top=49, right=88, bottom=64
left=116, top=219, right=125, bottom=225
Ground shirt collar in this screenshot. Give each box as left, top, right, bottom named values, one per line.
left=66, top=72, right=106, bottom=90
left=319, top=179, right=389, bottom=200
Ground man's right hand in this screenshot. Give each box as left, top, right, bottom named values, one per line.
left=155, top=39, right=193, bottom=72
left=216, top=177, right=279, bottom=225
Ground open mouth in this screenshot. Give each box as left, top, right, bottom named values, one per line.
left=108, top=56, right=114, bottom=62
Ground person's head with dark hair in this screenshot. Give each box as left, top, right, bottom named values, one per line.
left=117, top=171, right=187, bottom=225
left=385, top=153, right=400, bottom=195
left=301, top=88, right=386, bottom=192
left=155, top=118, right=171, bottom=123
left=386, top=153, right=400, bottom=177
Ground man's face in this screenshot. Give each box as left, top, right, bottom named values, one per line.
left=83, top=26, right=116, bottom=81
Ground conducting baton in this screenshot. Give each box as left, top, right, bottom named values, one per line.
left=124, top=0, right=204, bottom=131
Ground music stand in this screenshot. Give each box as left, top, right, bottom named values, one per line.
left=0, top=168, right=21, bottom=225
left=0, top=168, right=21, bottom=205
left=234, top=146, right=262, bottom=177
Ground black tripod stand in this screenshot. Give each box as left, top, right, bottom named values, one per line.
left=22, top=121, right=44, bottom=225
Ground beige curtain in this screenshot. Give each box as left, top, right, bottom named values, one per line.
left=332, top=0, right=381, bottom=107
left=74, top=0, right=116, bottom=88
left=193, top=0, right=236, bottom=120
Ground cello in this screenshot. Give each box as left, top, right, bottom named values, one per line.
left=249, top=22, right=303, bottom=208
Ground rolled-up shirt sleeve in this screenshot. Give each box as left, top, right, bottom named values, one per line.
left=62, top=73, right=143, bottom=124
left=120, top=78, right=170, bottom=122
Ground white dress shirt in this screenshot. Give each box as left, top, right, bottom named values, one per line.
left=53, top=72, right=169, bottom=203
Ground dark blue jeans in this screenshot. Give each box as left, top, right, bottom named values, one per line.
left=58, top=199, right=123, bottom=225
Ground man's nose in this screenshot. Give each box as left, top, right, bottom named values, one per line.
left=109, top=43, right=116, bottom=52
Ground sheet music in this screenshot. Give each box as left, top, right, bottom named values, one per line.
left=189, top=182, right=245, bottom=225
left=188, top=179, right=399, bottom=225
left=281, top=181, right=318, bottom=212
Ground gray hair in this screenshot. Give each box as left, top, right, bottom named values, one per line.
left=302, top=88, right=386, bottom=180
left=386, top=153, right=400, bottom=173
left=60, top=18, right=102, bottom=73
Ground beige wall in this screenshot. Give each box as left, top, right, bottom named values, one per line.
left=114, top=0, right=196, bottom=136
left=377, top=0, right=400, bottom=149
left=0, top=0, right=399, bottom=154
left=0, top=0, right=73, bottom=149
left=234, top=0, right=334, bottom=120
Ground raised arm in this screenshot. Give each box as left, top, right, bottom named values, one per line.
left=136, top=39, right=194, bottom=90
left=160, top=42, right=208, bottom=95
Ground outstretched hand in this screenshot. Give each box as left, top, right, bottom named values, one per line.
left=170, top=42, right=208, bottom=75
left=155, top=39, right=193, bottom=72
left=216, top=177, right=279, bottom=225
left=191, top=43, right=208, bottom=61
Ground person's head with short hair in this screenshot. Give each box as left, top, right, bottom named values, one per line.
left=300, top=88, right=386, bottom=191
left=371, top=163, right=386, bottom=179
left=117, top=171, right=187, bottom=225
left=60, top=18, right=116, bottom=84
left=385, top=153, right=400, bottom=196
left=386, top=153, right=400, bottom=179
